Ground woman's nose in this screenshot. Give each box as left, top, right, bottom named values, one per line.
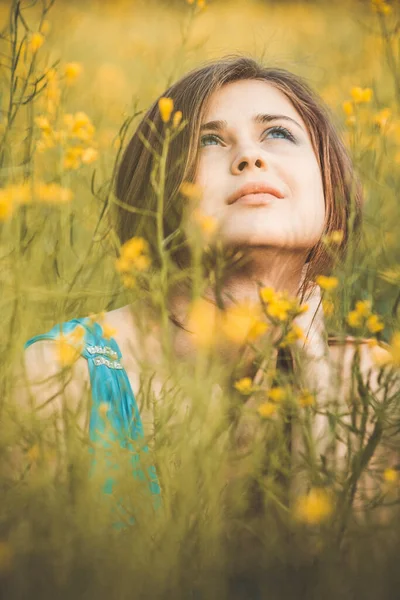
left=231, top=146, right=268, bottom=175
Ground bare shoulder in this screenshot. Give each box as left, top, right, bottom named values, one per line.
left=15, top=339, right=90, bottom=418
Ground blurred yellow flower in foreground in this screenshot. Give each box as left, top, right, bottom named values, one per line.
left=260, top=287, right=307, bottom=323
left=180, top=181, right=202, bottom=200
left=257, top=402, right=277, bottom=418
left=280, top=324, right=304, bottom=347
left=81, top=147, right=99, bottom=164
left=374, top=108, right=392, bottom=129
left=267, top=386, right=286, bottom=402
left=323, top=230, right=344, bottom=245
left=342, top=101, right=354, bottom=116
left=173, top=111, right=183, bottom=128
left=234, top=377, right=253, bottom=395
left=350, top=86, right=373, bottom=104
left=383, top=468, right=398, bottom=484
left=315, top=275, right=338, bottom=291
left=186, top=297, right=220, bottom=348
left=371, top=332, right=400, bottom=368
left=102, top=323, right=117, bottom=340
left=347, top=300, right=384, bottom=333
left=64, top=62, right=83, bottom=84
left=115, top=237, right=151, bottom=274
left=30, top=32, right=45, bottom=53
left=193, top=209, right=217, bottom=239
left=158, top=97, right=174, bottom=123
left=371, top=0, right=392, bottom=15
left=294, top=487, right=334, bottom=525
left=221, top=300, right=265, bottom=344
left=298, top=389, right=315, bottom=407
left=55, top=334, right=84, bottom=366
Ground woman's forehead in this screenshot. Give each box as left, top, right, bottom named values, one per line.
left=202, top=79, right=306, bottom=131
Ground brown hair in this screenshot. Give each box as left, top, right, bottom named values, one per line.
left=114, top=54, right=363, bottom=300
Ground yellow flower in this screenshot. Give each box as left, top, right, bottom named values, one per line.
left=346, top=115, right=357, bottom=128
left=350, top=86, right=373, bottom=104
left=30, top=32, right=45, bottom=53
left=187, top=297, right=221, bottom=348
left=298, top=390, right=315, bottom=407
left=221, top=300, right=264, bottom=345
left=293, top=488, right=334, bottom=525
left=0, top=541, right=13, bottom=574
left=342, top=101, right=354, bottom=116
left=197, top=0, right=206, bottom=7
left=35, top=115, right=52, bottom=134
left=383, top=468, right=398, bottom=484
left=64, top=146, right=83, bottom=170
left=371, top=0, right=392, bottom=15
left=267, top=387, right=286, bottom=402
left=0, top=194, right=14, bottom=221
left=121, top=274, right=136, bottom=289
left=64, top=62, right=83, bottom=84
left=102, top=323, right=117, bottom=340
left=35, top=183, right=73, bottom=204
left=173, top=110, right=183, bottom=128
left=234, top=377, right=253, bottom=395
left=180, top=181, right=202, bottom=200
left=257, top=402, right=277, bottom=418
left=158, top=97, right=174, bottom=123
left=374, top=108, right=392, bottom=129
left=355, top=300, right=372, bottom=316
left=280, top=324, right=304, bottom=347
left=40, top=20, right=51, bottom=35
left=366, top=314, right=384, bottom=333
left=247, top=320, right=269, bottom=342
left=347, top=310, right=362, bottom=328
left=323, top=230, right=344, bottom=245
left=55, top=335, right=83, bottom=366
left=193, top=209, right=217, bottom=238
left=315, top=275, right=339, bottom=291
left=116, top=237, right=151, bottom=273
left=81, top=147, right=98, bottom=165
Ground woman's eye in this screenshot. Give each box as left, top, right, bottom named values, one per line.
left=263, top=126, right=296, bottom=142
left=200, top=134, right=221, bottom=147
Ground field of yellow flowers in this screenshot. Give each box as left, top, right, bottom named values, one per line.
left=1, top=0, right=400, bottom=598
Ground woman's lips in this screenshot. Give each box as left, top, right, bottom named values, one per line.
left=234, top=192, right=276, bottom=206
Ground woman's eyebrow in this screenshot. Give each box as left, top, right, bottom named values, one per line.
left=200, top=113, right=304, bottom=133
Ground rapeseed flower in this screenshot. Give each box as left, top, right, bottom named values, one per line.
left=55, top=334, right=84, bottom=366
left=257, top=402, right=277, bottom=418
left=298, top=390, right=315, bottom=407
left=64, top=62, right=83, bottom=84
left=158, top=97, right=174, bottom=123
left=186, top=297, right=220, bottom=347
left=383, top=468, right=398, bottom=484
left=371, top=0, right=392, bottom=15
left=267, top=386, right=287, bottom=402
left=180, top=181, right=202, bottom=200
left=173, top=111, right=183, bottom=128
left=193, top=209, right=217, bottom=239
left=221, top=300, right=265, bottom=344
left=350, top=87, right=373, bottom=104
left=234, top=377, right=253, bottom=395
left=280, top=324, right=304, bottom=347
left=347, top=299, right=384, bottom=334
left=294, top=487, right=334, bottom=525
left=102, top=324, right=117, bottom=340
left=30, top=32, right=45, bottom=53
left=81, top=147, right=99, bottom=164
left=315, top=275, right=339, bottom=291
left=115, top=237, right=151, bottom=274
left=374, top=107, right=391, bottom=129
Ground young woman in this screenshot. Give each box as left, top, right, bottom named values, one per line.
left=21, top=55, right=388, bottom=519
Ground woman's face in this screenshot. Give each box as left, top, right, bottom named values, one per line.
left=193, top=79, right=326, bottom=249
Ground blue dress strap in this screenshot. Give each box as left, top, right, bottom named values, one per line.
left=24, top=317, right=162, bottom=518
